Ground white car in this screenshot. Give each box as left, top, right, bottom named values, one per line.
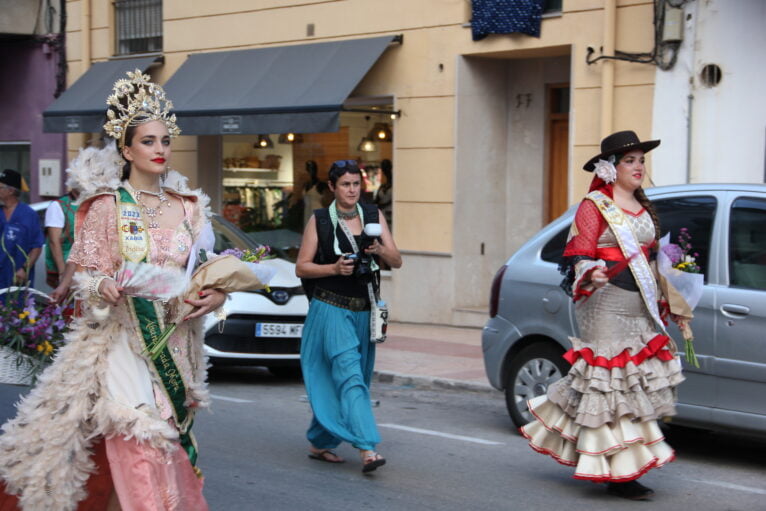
left=204, top=215, right=307, bottom=376
left=30, top=202, right=308, bottom=376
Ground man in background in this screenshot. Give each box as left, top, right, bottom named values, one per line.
left=0, top=169, right=44, bottom=290
left=45, top=187, right=80, bottom=302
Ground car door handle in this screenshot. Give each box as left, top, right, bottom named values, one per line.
left=720, top=304, right=750, bottom=317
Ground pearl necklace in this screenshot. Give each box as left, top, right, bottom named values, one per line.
left=134, top=189, right=171, bottom=229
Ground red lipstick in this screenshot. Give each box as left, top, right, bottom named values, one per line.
left=152, top=158, right=166, bottom=164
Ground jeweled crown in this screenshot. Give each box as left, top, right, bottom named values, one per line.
left=103, top=69, right=181, bottom=147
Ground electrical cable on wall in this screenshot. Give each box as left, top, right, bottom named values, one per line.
left=586, top=0, right=692, bottom=71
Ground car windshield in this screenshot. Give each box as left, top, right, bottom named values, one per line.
left=211, top=214, right=290, bottom=260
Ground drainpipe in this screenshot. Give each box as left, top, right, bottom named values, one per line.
left=80, top=0, right=91, bottom=148
left=686, top=93, right=693, bottom=183
left=600, top=0, right=616, bottom=137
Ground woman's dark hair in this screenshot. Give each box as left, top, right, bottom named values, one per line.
left=105, top=103, right=138, bottom=181
left=328, top=160, right=361, bottom=186
left=634, top=187, right=661, bottom=242
left=119, top=125, right=138, bottom=180
left=380, top=159, right=392, bottom=187
left=305, top=160, right=319, bottom=190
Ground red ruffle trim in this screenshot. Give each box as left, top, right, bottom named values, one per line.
left=519, top=427, right=578, bottom=467
left=526, top=401, right=578, bottom=442
left=563, top=334, right=675, bottom=369
left=573, top=451, right=676, bottom=483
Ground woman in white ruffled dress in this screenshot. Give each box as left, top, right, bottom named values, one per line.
left=520, top=131, right=687, bottom=501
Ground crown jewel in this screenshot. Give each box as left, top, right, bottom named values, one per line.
left=103, top=69, right=181, bottom=147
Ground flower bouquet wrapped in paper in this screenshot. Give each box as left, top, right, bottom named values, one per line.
left=145, top=249, right=276, bottom=359
left=657, top=231, right=705, bottom=367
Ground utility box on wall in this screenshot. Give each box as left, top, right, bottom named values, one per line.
left=38, top=158, right=62, bottom=197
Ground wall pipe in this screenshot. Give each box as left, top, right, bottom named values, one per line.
left=686, top=93, right=693, bottom=183
left=600, top=0, right=616, bottom=137
left=79, top=0, right=91, bottom=148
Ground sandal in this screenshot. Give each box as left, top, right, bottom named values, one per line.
left=360, top=451, right=386, bottom=473
left=308, top=449, right=345, bottom=464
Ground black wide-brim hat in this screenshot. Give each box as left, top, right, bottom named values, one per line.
left=583, top=130, right=660, bottom=171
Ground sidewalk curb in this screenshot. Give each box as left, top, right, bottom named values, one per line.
left=373, top=370, right=499, bottom=395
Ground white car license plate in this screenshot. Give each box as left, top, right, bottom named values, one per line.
left=255, top=323, right=303, bottom=338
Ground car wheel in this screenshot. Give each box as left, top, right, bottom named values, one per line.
left=504, top=343, right=569, bottom=429
left=268, top=366, right=303, bottom=380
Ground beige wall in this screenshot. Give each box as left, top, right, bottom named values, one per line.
left=64, top=0, right=659, bottom=325
left=1, top=0, right=64, bottom=35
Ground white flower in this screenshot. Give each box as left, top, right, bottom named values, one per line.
left=593, top=159, right=617, bottom=184
left=684, top=255, right=695, bottom=263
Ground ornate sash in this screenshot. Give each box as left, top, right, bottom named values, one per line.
left=116, top=188, right=198, bottom=464
left=586, top=190, right=667, bottom=334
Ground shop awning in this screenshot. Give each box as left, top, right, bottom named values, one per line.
left=42, top=56, right=161, bottom=133
left=163, top=35, right=399, bottom=135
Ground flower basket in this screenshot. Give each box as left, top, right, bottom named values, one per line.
left=0, top=286, right=69, bottom=385
left=0, top=345, right=35, bottom=386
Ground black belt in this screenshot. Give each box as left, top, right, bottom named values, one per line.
left=314, top=287, right=369, bottom=311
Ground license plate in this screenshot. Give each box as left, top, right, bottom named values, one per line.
left=255, top=323, right=303, bottom=338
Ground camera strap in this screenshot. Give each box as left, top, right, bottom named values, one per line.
left=337, top=218, right=384, bottom=343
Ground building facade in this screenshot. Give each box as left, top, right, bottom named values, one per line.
left=1, top=0, right=67, bottom=203
left=55, top=0, right=765, bottom=326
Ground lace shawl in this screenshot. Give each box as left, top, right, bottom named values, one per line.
left=68, top=194, right=122, bottom=275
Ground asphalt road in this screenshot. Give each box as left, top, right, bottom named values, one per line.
left=1, top=369, right=765, bottom=510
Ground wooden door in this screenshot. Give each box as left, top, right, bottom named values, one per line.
left=547, top=119, right=569, bottom=221
left=546, top=85, right=570, bottom=222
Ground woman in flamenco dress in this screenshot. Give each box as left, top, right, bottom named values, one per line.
left=520, top=131, right=689, bottom=501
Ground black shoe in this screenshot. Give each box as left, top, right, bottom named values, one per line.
left=607, top=480, right=655, bottom=501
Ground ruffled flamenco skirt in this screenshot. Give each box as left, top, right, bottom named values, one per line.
left=520, top=284, right=685, bottom=483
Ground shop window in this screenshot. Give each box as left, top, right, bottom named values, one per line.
left=114, top=0, right=163, bottom=56
left=729, top=197, right=766, bottom=290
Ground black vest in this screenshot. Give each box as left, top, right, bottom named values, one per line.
left=301, top=204, right=380, bottom=300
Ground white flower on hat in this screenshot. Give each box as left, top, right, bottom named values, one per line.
left=593, top=157, right=617, bottom=184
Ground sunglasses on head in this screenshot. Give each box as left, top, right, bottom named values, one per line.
left=332, top=160, right=358, bottom=168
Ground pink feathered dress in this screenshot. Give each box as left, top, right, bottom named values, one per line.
left=0, top=191, right=210, bottom=511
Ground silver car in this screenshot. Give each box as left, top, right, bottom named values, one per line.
left=482, top=184, right=766, bottom=437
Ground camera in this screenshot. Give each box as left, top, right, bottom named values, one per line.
left=344, top=223, right=382, bottom=281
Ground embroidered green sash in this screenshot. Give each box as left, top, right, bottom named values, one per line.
left=117, top=188, right=198, bottom=465
left=586, top=190, right=667, bottom=335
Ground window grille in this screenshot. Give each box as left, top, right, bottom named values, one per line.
left=114, top=0, right=163, bottom=55
left=543, top=0, right=562, bottom=14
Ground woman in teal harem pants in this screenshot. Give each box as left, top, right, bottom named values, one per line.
left=296, top=160, right=402, bottom=472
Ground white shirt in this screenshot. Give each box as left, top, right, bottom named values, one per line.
left=44, top=200, right=65, bottom=229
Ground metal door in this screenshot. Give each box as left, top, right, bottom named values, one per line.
left=714, top=194, right=766, bottom=425
left=653, top=194, right=719, bottom=413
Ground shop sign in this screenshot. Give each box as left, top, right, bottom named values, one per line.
left=65, top=117, right=81, bottom=132
left=221, top=116, right=242, bottom=134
